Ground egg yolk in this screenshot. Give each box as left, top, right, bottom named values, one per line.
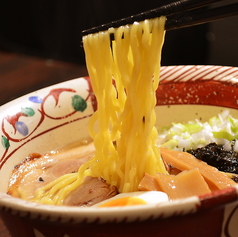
left=99, top=197, right=147, bottom=207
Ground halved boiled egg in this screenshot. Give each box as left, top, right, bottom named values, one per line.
left=95, top=191, right=169, bottom=207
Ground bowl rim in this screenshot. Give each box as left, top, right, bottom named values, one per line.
left=0, top=185, right=237, bottom=224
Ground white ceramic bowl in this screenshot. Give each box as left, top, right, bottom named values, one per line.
left=1, top=65, right=238, bottom=237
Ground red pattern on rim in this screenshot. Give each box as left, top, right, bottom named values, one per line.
left=157, top=66, right=238, bottom=108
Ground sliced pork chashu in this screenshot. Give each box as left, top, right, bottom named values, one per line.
left=8, top=142, right=118, bottom=206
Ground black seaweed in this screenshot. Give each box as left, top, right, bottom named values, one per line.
left=187, top=142, right=238, bottom=174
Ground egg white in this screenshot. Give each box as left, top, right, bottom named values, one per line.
left=94, top=191, right=169, bottom=207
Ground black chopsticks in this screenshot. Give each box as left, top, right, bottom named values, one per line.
left=81, top=0, right=238, bottom=36
left=166, top=1, right=238, bottom=30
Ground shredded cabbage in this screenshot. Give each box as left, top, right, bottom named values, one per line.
left=157, top=110, right=238, bottom=151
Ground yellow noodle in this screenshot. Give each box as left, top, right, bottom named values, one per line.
left=32, top=17, right=167, bottom=205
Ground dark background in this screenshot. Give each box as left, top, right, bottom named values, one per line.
left=0, top=0, right=238, bottom=67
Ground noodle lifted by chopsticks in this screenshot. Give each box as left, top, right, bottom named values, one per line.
left=33, top=16, right=167, bottom=205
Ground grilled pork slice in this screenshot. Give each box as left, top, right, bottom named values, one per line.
left=8, top=142, right=118, bottom=206
left=63, top=176, right=118, bottom=206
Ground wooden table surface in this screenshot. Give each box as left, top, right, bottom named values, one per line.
left=0, top=51, right=88, bottom=105
left=0, top=50, right=88, bottom=236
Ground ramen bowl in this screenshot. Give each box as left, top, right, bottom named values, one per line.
left=1, top=65, right=238, bottom=237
